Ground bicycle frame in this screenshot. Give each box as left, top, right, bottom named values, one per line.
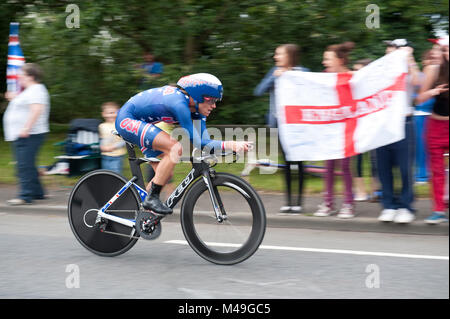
left=95, top=142, right=223, bottom=229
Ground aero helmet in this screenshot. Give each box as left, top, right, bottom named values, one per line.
left=176, top=73, right=223, bottom=104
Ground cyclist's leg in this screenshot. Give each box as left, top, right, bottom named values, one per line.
left=142, top=130, right=182, bottom=214
left=147, top=161, right=174, bottom=188
left=147, top=130, right=181, bottom=187
left=115, top=111, right=180, bottom=214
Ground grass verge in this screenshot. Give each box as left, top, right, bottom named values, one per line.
left=0, top=129, right=431, bottom=198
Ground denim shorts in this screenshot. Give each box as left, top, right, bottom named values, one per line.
left=101, top=155, right=124, bottom=174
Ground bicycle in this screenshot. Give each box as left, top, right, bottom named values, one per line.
left=68, top=133, right=266, bottom=265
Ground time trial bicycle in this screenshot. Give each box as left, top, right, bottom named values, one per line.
left=68, top=133, right=266, bottom=265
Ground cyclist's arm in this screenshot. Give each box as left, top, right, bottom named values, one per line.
left=198, top=115, right=252, bottom=152
left=197, top=115, right=225, bottom=153
left=196, top=116, right=251, bottom=153
left=171, top=103, right=223, bottom=152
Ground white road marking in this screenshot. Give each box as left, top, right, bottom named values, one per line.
left=164, top=240, right=449, bottom=261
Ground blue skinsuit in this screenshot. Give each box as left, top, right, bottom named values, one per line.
left=116, top=86, right=222, bottom=158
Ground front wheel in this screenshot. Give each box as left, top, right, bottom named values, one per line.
left=180, top=172, right=266, bottom=265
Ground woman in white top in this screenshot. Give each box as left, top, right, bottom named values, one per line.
left=3, top=63, right=50, bottom=205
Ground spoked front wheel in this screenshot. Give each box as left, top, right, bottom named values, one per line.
left=180, top=172, right=266, bottom=265
left=68, top=170, right=141, bottom=257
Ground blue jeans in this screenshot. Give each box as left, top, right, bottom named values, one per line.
left=376, top=118, right=415, bottom=211
left=12, top=133, right=46, bottom=202
left=413, top=115, right=429, bottom=182
left=101, top=155, right=124, bottom=175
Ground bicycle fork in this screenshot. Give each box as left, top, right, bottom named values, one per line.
left=202, top=170, right=227, bottom=223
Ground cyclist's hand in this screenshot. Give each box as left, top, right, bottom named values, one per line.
left=225, top=141, right=253, bottom=152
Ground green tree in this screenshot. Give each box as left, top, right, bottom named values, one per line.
left=0, top=0, right=448, bottom=124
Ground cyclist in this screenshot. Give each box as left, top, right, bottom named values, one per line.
left=116, top=73, right=251, bottom=215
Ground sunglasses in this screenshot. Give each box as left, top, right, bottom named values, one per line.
left=203, top=96, right=220, bottom=105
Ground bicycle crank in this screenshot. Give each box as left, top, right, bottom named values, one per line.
left=135, top=211, right=162, bottom=240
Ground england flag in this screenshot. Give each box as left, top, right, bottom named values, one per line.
left=276, top=49, right=409, bottom=161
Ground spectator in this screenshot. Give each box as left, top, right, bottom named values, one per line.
left=416, top=36, right=449, bottom=224
left=413, top=49, right=436, bottom=184
left=3, top=63, right=50, bottom=205
left=351, top=58, right=380, bottom=202
left=99, top=102, right=127, bottom=174
left=139, top=50, right=163, bottom=89
left=254, top=44, right=309, bottom=215
left=376, top=39, right=420, bottom=224
left=313, top=41, right=355, bottom=219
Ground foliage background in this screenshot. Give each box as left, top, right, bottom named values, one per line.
left=0, top=0, right=448, bottom=125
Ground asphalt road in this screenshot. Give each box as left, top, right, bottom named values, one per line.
left=0, top=211, right=448, bottom=299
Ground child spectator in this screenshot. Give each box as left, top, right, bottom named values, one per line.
left=99, top=102, right=126, bottom=174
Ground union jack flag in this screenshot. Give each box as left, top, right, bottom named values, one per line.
left=7, top=22, right=25, bottom=93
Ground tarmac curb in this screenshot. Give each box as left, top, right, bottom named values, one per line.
left=0, top=203, right=447, bottom=236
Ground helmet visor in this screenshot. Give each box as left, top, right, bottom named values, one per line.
left=203, top=96, right=220, bottom=105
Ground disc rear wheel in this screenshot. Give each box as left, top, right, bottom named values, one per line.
left=68, top=170, right=141, bottom=257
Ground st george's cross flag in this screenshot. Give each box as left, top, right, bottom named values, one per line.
left=7, top=22, right=26, bottom=93
left=275, top=49, right=409, bottom=161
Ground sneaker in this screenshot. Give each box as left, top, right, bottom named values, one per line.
left=424, top=212, right=449, bottom=225
left=354, top=194, right=368, bottom=201
left=337, top=204, right=355, bottom=219
left=6, top=198, right=32, bottom=206
left=313, top=203, right=335, bottom=217
left=393, top=208, right=415, bottom=224
left=378, top=209, right=397, bottom=222
left=45, top=162, right=69, bottom=175
left=278, top=206, right=301, bottom=215
left=290, top=206, right=302, bottom=213
left=279, top=206, right=292, bottom=213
